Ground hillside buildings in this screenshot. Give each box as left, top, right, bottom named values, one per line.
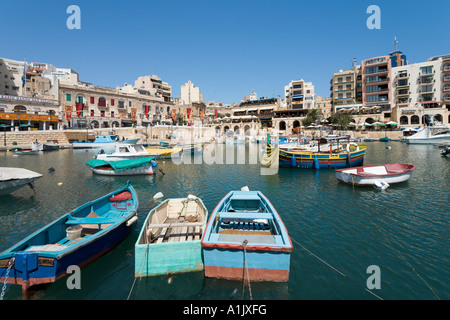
left=180, top=80, right=203, bottom=105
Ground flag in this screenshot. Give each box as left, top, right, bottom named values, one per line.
left=22, top=61, right=27, bottom=87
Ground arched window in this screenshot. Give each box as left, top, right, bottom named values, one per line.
left=279, top=121, right=286, bottom=130
left=411, top=115, right=419, bottom=124
left=400, top=116, right=409, bottom=125
left=98, top=97, right=107, bottom=107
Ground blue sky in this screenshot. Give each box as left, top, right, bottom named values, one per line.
left=1, top=0, right=449, bottom=104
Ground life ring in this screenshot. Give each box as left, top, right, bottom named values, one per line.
left=346, top=142, right=360, bottom=152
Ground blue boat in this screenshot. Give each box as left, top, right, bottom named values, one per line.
left=0, top=181, right=138, bottom=294
left=201, top=189, right=292, bottom=282
left=72, top=135, right=140, bottom=149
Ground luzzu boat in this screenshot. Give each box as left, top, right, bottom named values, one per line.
left=201, top=189, right=292, bottom=282
left=271, top=135, right=366, bottom=169
left=0, top=181, right=138, bottom=294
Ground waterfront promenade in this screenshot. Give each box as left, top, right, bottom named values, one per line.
left=0, top=125, right=405, bottom=151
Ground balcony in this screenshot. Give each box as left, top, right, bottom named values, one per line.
left=443, top=95, right=450, bottom=102
left=443, top=75, right=450, bottom=82
left=442, top=65, right=450, bottom=73
left=443, top=85, right=450, bottom=92
left=396, top=72, right=409, bottom=79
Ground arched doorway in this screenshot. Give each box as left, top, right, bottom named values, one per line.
left=91, top=120, right=99, bottom=128
left=411, top=115, right=419, bottom=125
left=244, top=124, right=251, bottom=135
left=224, top=126, right=229, bottom=133
left=279, top=121, right=286, bottom=131
left=233, top=125, right=240, bottom=135
left=400, top=116, right=408, bottom=125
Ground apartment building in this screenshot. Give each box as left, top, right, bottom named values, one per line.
left=134, top=75, right=172, bottom=102
left=284, top=79, right=315, bottom=109
left=330, top=65, right=362, bottom=111
left=392, top=54, right=450, bottom=126
left=180, top=80, right=203, bottom=105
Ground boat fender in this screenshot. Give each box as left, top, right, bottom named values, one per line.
left=241, top=186, right=249, bottom=191
left=346, top=142, right=360, bottom=153
left=373, top=180, right=390, bottom=190
left=126, top=216, right=138, bottom=227
left=151, top=160, right=158, bottom=167
left=153, top=192, right=164, bottom=200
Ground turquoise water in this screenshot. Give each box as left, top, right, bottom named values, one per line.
left=0, top=142, right=448, bottom=300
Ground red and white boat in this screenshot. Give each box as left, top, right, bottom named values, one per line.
left=335, top=163, right=416, bottom=187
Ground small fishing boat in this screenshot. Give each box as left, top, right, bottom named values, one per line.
left=31, top=141, right=43, bottom=151
left=85, top=157, right=158, bottom=175
left=335, top=163, right=416, bottom=186
left=379, top=136, right=391, bottom=142
left=15, top=149, right=40, bottom=155
left=72, top=135, right=140, bottom=149
left=135, top=195, right=208, bottom=277
left=0, top=167, right=42, bottom=195
left=95, top=144, right=151, bottom=161
left=0, top=181, right=138, bottom=293
left=201, top=189, right=292, bottom=282
left=160, top=141, right=170, bottom=148
left=43, top=141, right=59, bottom=151
left=269, top=136, right=367, bottom=169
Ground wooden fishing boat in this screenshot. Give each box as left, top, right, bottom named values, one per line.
left=85, top=157, right=157, bottom=175
left=135, top=196, right=208, bottom=277
left=271, top=136, right=367, bottom=169
left=15, top=149, right=40, bottom=155
left=0, top=181, right=138, bottom=293
left=379, top=136, right=391, bottom=142
left=0, top=167, right=42, bottom=195
left=72, top=135, right=140, bottom=149
left=335, top=163, right=416, bottom=186
left=43, top=141, right=59, bottom=151
left=201, top=189, right=292, bottom=282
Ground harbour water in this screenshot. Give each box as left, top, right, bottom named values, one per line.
left=0, top=142, right=448, bottom=300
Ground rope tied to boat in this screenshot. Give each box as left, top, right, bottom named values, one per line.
left=241, top=240, right=253, bottom=300
left=0, top=257, right=14, bottom=300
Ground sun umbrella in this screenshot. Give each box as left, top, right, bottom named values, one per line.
left=386, top=121, right=398, bottom=126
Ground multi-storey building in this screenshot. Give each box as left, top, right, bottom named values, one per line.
left=180, top=80, right=203, bottom=105
left=392, top=54, right=450, bottom=126
left=284, top=79, right=315, bottom=109
left=330, top=64, right=362, bottom=111
left=134, top=75, right=172, bottom=102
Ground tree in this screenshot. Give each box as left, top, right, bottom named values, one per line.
left=329, top=113, right=352, bottom=129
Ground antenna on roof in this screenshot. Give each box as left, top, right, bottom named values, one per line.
left=393, top=36, right=398, bottom=52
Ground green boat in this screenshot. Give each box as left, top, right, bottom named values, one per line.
left=134, top=196, right=208, bottom=277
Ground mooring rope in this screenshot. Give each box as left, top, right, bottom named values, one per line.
left=127, top=243, right=149, bottom=300
left=242, top=240, right=253, bottom=300
left=290, top=237, right=384, bottom=300
left=382, top=237, right=441, bottom=300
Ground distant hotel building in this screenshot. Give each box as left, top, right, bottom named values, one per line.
left=392, top=54, right=450, bottom=126
left=134, top=75, right=172, bottom=102
left=284, top=78, right=315, bottom=109
left=330, top=62, right=362, bottom=111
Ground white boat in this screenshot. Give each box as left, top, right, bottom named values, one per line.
left=31, top=141, right=43, bottom=151
left=405, top=126, right=450, bottom=144
left=73, top=135, right=140, bottom=149
left=96, top=144, right=151, bottom=161
left=335, top=163, right=416, bottom=187
left=0, top=167, right=43, bottom=195
left=85, top=157, right=158, bottom=176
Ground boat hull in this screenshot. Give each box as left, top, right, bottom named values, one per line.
left=406, top=136, right=450, bottom=144
left=279, top=148, right=366, bottom=169
left=201, top=191, right=292, bottom=282
left=335, top=163, right=416, bottom=186
left=0, top=183, right=138, bottom=293
left=135, top=198, right=208, bottom=276
left=88, top=164, right=155, bottom=175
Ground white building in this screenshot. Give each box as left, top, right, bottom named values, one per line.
left=180, top=80, right=203, bottom=105
left=392, top=54, right=450, bottom=126
left=284, top=78, right=315, bottom=109
left=134, top=75, right=172, bottom=102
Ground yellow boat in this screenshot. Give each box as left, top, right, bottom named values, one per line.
left=144, top=147, right=182, bottom=159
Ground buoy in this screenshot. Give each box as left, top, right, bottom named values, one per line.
left=373, top=180, right=389, bottom=190
left=187, top=194, right=197, bottom=200
left=241, top=186, right=249, bottom=191
left=153, top=192, right=164, bottom=200
left=58, top=182, right=63, bottom=186
left=48, top=167, right=55, bottom=172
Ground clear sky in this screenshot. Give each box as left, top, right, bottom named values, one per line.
left=1, top=0, right=449, bottom=104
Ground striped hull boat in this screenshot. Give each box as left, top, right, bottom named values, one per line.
left=0, top=182, right=138, bottom=294
left=278, top=147, right=366, bottom=169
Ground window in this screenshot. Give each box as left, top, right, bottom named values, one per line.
left=90, top=110, right=94, bottom=116
left=111, top=99, right=115, bottom=106
left=422, top=85, right=433, bottom=93
left=421, top=66, right=433, bottom=75
left=98, top=97, right=106, bottom=107
left=111, top=111, right=114, bottom=117
left=129, top=101, right=132, bottom=107
left=100, top=110, right=105, bottom=117
left=90, top=96, right=95, bottom=104
left=66, top=93, right=71, bottom=102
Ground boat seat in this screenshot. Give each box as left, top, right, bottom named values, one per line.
left=66, top=218, right=116, bottom=225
